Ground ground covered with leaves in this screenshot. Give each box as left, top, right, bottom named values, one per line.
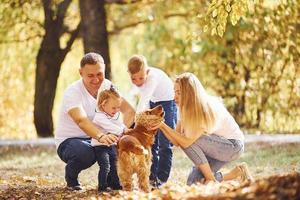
left=0, top=142, right=300, bottom=199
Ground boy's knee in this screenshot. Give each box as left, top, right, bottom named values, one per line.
left=100, top=163, right=110, bottom=172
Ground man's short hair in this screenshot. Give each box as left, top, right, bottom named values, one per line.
left=80, top=52, right=105, bottom=68
left=127, top=55, right=148, bottom=74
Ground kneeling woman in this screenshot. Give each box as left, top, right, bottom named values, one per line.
left=149, top=72, right=253, bottom=185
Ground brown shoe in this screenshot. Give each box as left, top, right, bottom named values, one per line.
left=237, top=162, right=254, bottom=182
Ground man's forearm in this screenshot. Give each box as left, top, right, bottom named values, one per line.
left=77, top=118, right=103, bottom=139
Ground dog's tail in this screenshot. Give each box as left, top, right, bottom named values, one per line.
left=118, top=135, right=148, bottom=155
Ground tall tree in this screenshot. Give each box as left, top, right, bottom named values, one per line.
left=34, top=0, right=80, bottom=137
left=79, top=0, right=111, bottom=79
left=34, top=0, right=141, bottom=137
left=33, top=0, right=251, bottom=137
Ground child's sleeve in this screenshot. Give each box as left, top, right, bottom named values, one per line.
left=93, top=113, right=125, bottom=136
left=136, top=76, right=158, bottom=113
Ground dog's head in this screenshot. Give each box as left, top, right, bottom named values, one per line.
left=135, top=105, right=164, bottom=130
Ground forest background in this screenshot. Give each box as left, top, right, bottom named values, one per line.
left=0, top=0, right=299, bottom=140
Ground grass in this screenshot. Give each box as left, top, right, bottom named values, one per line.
left=0, top=142, right=299, bottom=190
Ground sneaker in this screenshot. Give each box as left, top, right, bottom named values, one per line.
left=150, top=178, right=165, bottom=189
left=98, top=187, right=112, bottom=193
left=67, top=185, right=83, bottom=191
left=109, top=184, right=122, bottom=190
left=156, top=179, right=165, bottom=188
left=237, top=162, right=254, bottom=182
left=150, top=179, right=158, bottom=188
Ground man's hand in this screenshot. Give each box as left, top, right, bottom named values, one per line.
left=98, top=133, right=119, bottom=145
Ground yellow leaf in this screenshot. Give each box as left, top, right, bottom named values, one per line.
left=203, top=25, right=209, bottom=32
left=212, top=9, right=218, bottom=18
left=226, top=4, right=231, bottom=12
left=217, top=25, right=225, bottom=37
left=211, top=27, right=217, bottom=35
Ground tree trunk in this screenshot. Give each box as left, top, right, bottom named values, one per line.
left=34, top=27, right=62, bottom=137
left=34, top=0, right=80, bottom=137
left=79, top=0, right=111, bottom=79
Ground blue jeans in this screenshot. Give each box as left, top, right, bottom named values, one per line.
left=150, top=100, right=177, bottom=183
left=57, top=138, right=96, bottom=187
left=94, top=145, right=121, bottom=191
left=182, top=134, right=244, bottom=185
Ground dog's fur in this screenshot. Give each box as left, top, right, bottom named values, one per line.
left=117, top=105, right=164, bottom=192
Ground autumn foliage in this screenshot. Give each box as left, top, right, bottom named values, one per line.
left=1, top=172, right=299, bottom=200
left=0, top=1, right=299, bottom=137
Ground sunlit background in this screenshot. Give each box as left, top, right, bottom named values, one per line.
left=0, top=0, right=299, bottom=139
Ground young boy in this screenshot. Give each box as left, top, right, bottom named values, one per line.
left=92, top=86, right=125, bottom=192
left=127, top=54, right=177, bottom=188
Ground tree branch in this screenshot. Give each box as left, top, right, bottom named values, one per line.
left=60, top=22, right=81, bottom=60
left=42, top=0, right=54, bottom=24
left=56, top=0, right=72, bottom=28
left=109, top=13, right=189, bottom=35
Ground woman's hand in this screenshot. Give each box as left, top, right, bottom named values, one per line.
left=203, top=178, right=218, bottom=185
left=147, top=121, right=163, bottom=130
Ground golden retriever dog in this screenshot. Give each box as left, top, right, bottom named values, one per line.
left=117, top=105, right=164, bottom=192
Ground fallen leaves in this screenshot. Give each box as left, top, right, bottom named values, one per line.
left=1, top=144, right=300, bottom=199
left=0, top=172, right=299, bottom=200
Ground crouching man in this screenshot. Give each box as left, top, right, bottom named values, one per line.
left=55, top=52, right=135, bottom=190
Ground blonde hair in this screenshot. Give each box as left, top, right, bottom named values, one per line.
left=97, top=86, right=120, bottom=108
left=175, top=72, right=221, bottom=137
left=127, top=54, right=148, bottom=74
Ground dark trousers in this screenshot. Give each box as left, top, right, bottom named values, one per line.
left=150, top=100, right=177, bottom=183
left=57, top=138, right=96, bottom=187
left=94, top=145, right=121, bottom=191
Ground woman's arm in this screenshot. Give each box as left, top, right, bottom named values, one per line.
left=157, top=122, right=199, bottom=148
left=163, top=120, right=182, bottom=146
left=160, top=123, right=180, bottom=146
left=175, top=120, right=181, bottom=133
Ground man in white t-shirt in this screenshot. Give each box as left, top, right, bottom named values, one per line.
left=55, top=52, right=135, bottom=190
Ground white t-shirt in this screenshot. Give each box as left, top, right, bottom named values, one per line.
left=91, top=111, right=126, bottom=146
left=54, top=79, right=112, bottom=148
left=136, top=67, right=174, bottom=113
left=209, top=106, right=244, bottom=141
